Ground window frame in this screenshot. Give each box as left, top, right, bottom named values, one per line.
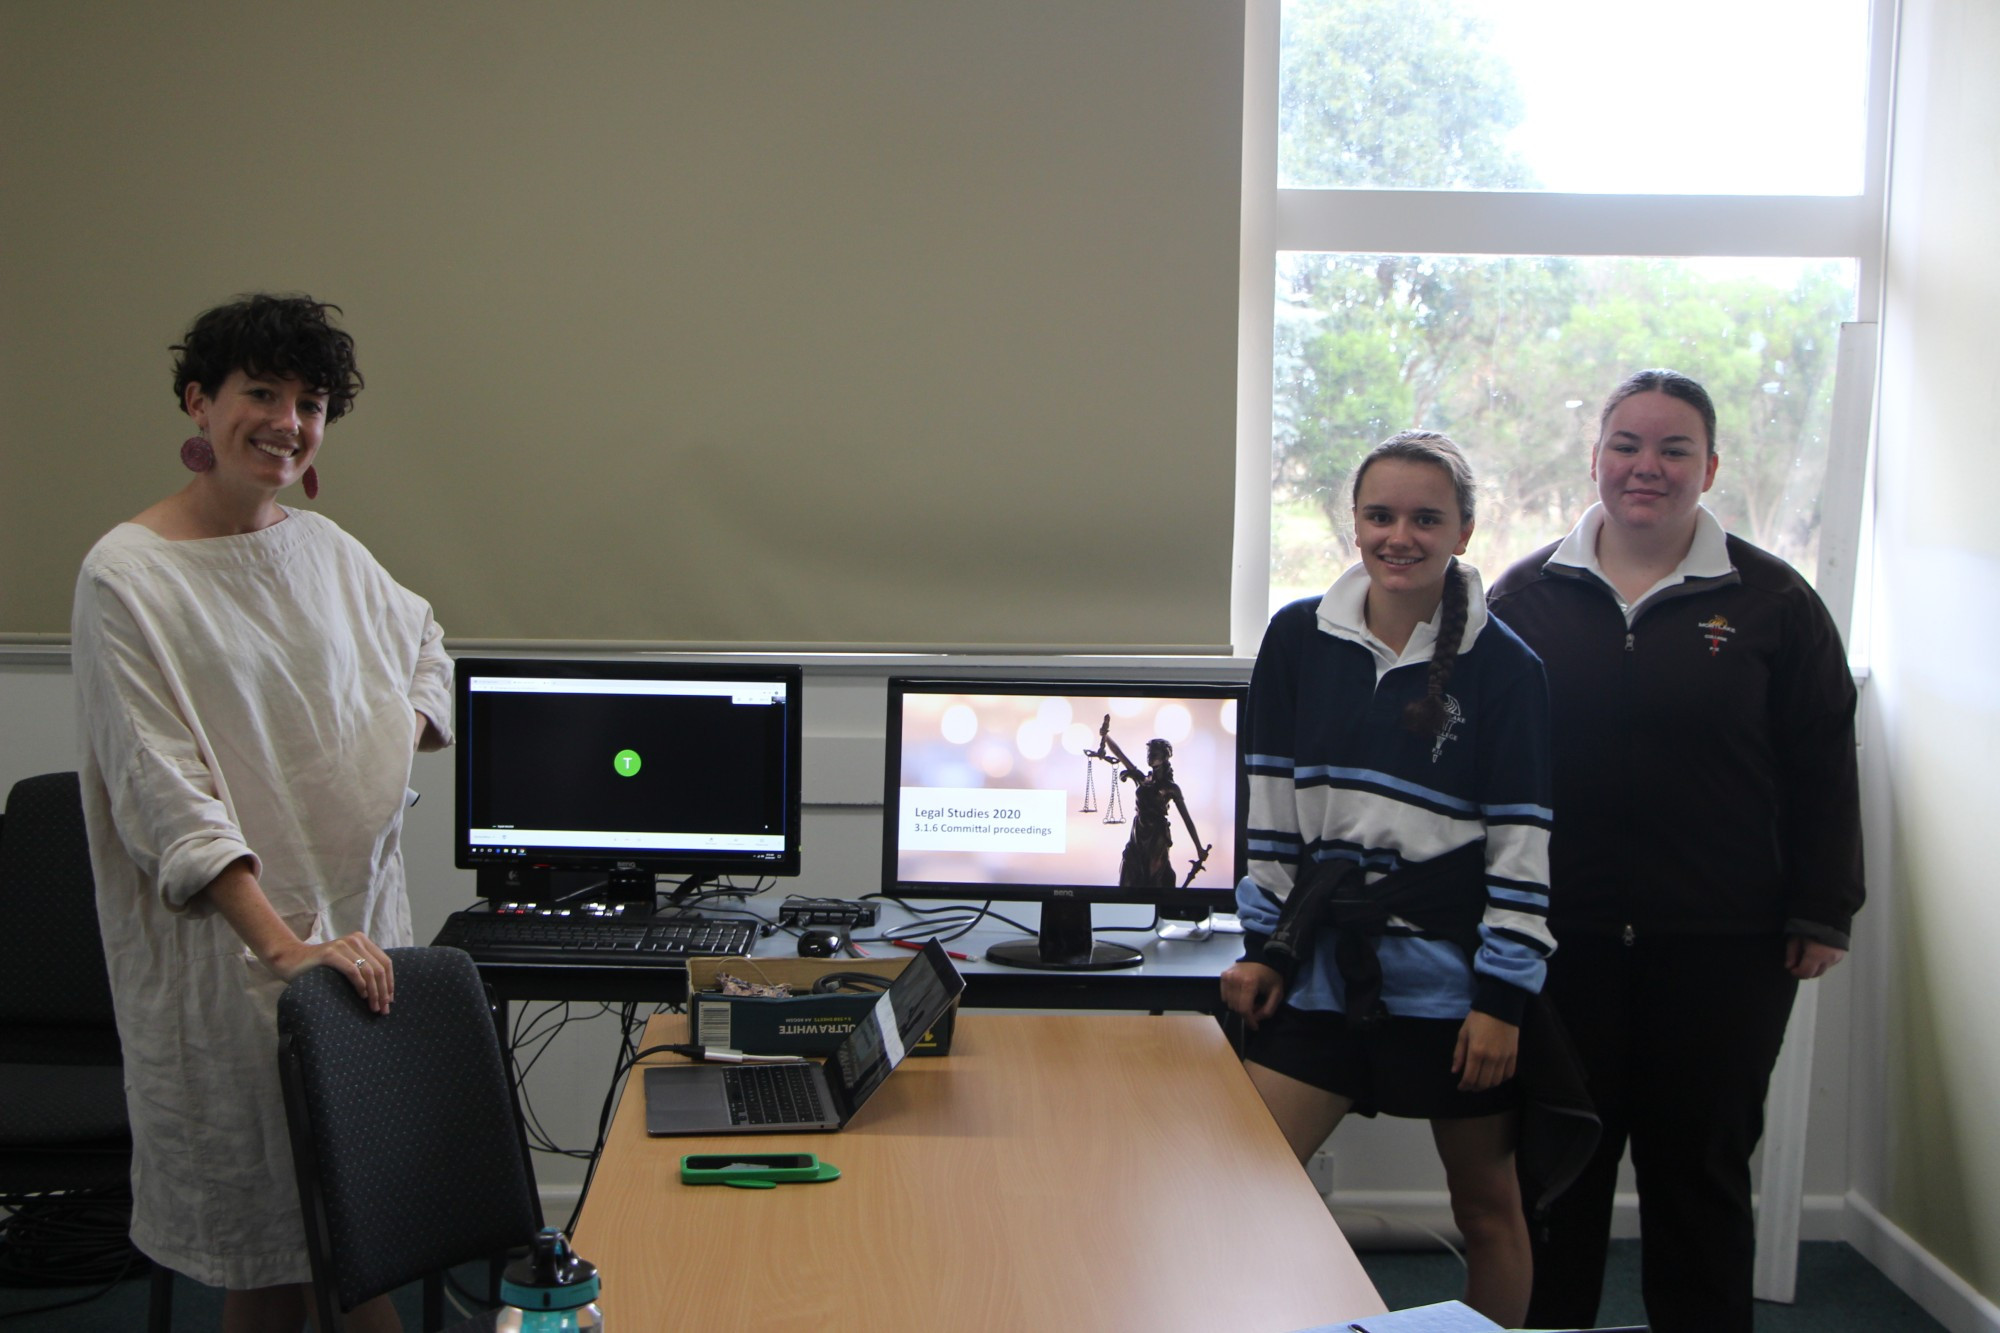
left=1231, top=0, right=1898, bottom=654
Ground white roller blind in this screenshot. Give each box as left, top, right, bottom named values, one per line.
left=1, top=1, right=1244, bottom=650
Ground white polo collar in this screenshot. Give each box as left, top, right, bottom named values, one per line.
left=1315, top=558, right=1488, bottom=674
left=1549, top=503, right=1733, bottom=621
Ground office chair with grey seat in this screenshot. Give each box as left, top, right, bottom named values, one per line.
left=277, top=945, right=543, bottom=1332
left=0, top=770, right=172, bottom=1330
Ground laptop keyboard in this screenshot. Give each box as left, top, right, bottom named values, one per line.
left=723, top=1063, right=826, bottom=1126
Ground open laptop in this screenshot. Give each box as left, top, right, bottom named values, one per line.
left=643, top=937, right=965, bottom=1136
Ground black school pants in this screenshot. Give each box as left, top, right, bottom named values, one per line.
left=1524, top=930, right=1799, bottom=1333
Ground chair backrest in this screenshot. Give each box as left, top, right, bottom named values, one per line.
left=0, top=771, right=119, bottom=1039
left=278, top=946, right=542, bottom=1324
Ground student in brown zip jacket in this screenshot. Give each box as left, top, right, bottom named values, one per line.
left=1486, top=368, right=1864, bottom=1333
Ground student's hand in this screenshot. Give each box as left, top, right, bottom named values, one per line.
left=1786, top=935, right=1847, bottom=980
left=1220, top=961, right=1287, bottom=1029
left=1452, top=1011, right=1519, bottom=1092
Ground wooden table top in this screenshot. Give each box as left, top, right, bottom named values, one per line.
left=570, top=1011, right=1384, bottom=1332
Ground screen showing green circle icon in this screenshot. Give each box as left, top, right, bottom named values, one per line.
left=613, top=749, right=643, bottom=778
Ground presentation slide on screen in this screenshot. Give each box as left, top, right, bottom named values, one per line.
left=895, top=692, right=1237, bottom=891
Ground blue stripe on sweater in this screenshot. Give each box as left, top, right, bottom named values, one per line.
left=1293, top=764, right=1482, bottom=816
left=1480, top=800, right=1555, bottom=823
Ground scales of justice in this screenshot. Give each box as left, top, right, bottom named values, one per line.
left=1080, top=714, right=1237, bottom=941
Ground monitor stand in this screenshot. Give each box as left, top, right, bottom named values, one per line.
left=477, top=867, right=600, bottom=906
left=984, top=900, right=1143, bottom=972
left=475, top=866, right=655, bottom=909
left=605, top=867, right=655, bottom=905
left=1155, top=903, right=1221, bottom=942
left=657, top=872, right=714, bottom=915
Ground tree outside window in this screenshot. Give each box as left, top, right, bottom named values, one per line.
left=1269, top=0, right=1863, bottom=613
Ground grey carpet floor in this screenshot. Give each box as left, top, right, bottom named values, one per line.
left=1359, top=1239, right=1950, bottom=1330
left=0, top=1239, right=1955, bottom=1329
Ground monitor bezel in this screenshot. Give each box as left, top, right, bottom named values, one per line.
left=878, top=675, right=1248, bottom=912
left=453, top=656, right=805, bottom=885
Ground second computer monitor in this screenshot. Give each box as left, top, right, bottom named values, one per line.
left=881, top=677, right=1247, bottom=969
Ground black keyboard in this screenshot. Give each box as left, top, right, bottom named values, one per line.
left=723, top=1063, right=826, bottom=1126
left=432, top=910, right=759, bottom=967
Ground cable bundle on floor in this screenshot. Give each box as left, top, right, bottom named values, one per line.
left=0, top=1190, right=152, bottom=1324
left=0, top=1190, right=148, bottom=1289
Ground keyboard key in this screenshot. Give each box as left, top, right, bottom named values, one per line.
left=723, top=1064, right=825, bottom=1125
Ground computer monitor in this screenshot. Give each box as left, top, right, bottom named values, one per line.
left=881, top=677, right=1247, bottom=970
left=455, top=657, right=803, bottom=907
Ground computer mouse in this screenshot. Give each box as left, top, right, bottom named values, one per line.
left=797, top=928, right=845, bottom=958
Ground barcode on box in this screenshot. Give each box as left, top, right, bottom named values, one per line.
left=696, top=1003, right=733, bottom=1049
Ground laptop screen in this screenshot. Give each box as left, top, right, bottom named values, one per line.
left=829, top=939, right=963, bottom=1107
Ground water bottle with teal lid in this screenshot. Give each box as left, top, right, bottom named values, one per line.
left=495, top=1227, right=604, bottom=1331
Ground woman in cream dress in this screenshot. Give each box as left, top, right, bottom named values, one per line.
left=73, top=294, right=449, bottom=1332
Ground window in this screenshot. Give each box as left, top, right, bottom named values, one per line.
left=1278, top=0, right=1871, bottom=196
left=1240, top=0, right=1890, bottom=635
left=1271, top=254, right=1858, bottom=607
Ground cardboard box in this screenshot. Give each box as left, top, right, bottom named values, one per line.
left=685, top=955, right=956, bottom=1057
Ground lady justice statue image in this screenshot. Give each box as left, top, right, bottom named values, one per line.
left=1084, top=715, right=1213, bottom=889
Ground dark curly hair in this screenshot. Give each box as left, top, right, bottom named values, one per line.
left=171, top=295, right=363, bottom=422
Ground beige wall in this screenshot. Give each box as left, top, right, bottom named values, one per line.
left=1871, top=0, right=2000, bottom=1302
left=0, top=1, right=1242, bottom=651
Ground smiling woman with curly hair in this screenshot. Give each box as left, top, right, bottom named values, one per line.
left=73, top=294, right=445, bottom=1332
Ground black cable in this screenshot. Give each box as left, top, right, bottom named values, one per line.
left=875, top=895, right=1164, bottom=939
left=870, top=894, right=985, bottom=921
left=873, top=898, right=984, bottom=941
left=659, top=890, right=744, bottom=913
left=658, top=875, right=771, bottom=914
left=509, top=1001, right=576, bottom=1156
left=508, top=999, right=697, bottom=1211
left=969, top=903, right=1036, bottom=936
left=564, top=1042, right=693, bottom=1236
left=540, top=877, right=614, bottom=907
left=875, top=898, right=1036, bottom=944
left=509, top=1001, right=608, bottom=1161
left=561, top=1026, right=812, bottom=1238
left=809, top=972, right=892, bottom=994
left=0, top=1192, right=151, bottom=1320
left=660, top=902, right=777, bottom=931
left=646, top=882, right=778, bottom=938
left=619, top=1002, right=647, bottom=1070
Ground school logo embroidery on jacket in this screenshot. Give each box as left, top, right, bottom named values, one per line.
left=1431, top=694, right=1464, bottom=762
left=1699, top=614, right=1737, bottom=656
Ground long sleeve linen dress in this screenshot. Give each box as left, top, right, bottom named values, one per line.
left=71, top=509, right=451, bottom=1290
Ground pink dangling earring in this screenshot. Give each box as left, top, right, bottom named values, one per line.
left=302, top=465, right=319, bottom=500
left=180, top=435, right=215, bottom=473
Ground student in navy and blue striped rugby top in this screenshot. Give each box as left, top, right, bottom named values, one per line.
left=1221, top=431, right=1554, bottom=1328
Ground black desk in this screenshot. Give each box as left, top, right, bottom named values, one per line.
left=444, top=894, right=1244, bottom=1014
